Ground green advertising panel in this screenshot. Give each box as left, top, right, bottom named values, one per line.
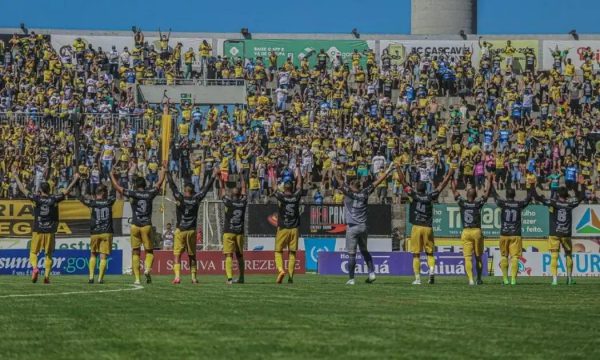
left=405, top=204, right=549, bottom=238
left=223, top=39, right=371, bottom=67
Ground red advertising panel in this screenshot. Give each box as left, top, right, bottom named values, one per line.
left=140, top=251, right=305, bottom=275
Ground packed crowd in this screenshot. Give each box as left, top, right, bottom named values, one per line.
left=1, top=31, right=600, bottom=206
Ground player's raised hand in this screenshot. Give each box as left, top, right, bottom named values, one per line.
left=73, top=173, right=80, bottom=181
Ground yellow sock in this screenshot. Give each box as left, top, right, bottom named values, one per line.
left=465, top=256, right=473, bottom=282
left=275, top=251, right=284, bottom=273
left=174, top=263, right=181, bottom=279
left=550, top=252, right=559, bottom=277
left=98, top=258, right=107, bottom=281
left=510, top=256, right=519, bottom=282
left=427, top=254, right=435, bottom=275
left=44, top=256, right=52, bottom=278
left=288, top=251, right=296, bottom=279
left=500, top=256, right=509, bottom=282
left=144, top=253, right=154, bottom=274
left=236, top=254, right=245, bottom=279
left=412, top=255, right=420, bottom=279
left=566, top=254, right=573, bottom=277
left=191, top=266, right=197, bottom=281
left=29, top=252, right=38, bottom=269
left=89, top=256, right=97, bottom=280
left=132, top=254, right=141, bottom=281
left=225, top=255, right=233, bottom=279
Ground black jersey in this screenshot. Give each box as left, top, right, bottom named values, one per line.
left=456, top=196, right=487, bottom=228
left=407, top=188, right=440, bottom=227
left=169, top=177, right=213, bottom=231
left=124, top=188, right=159, bottom=227
left=28, top=193, right=65, bottom=233
left=274, top=190, right=302, bottom=229
left=223, top=195, right=248, bottom=234
left=539, top=197, right=580, bottom=237
left=494, top=194, right=531, bottom=236
left=80, top=196, right=116, bottom=234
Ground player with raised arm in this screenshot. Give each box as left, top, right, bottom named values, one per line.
left=491, top=184, right=532, bottom=285
left=334, top=163, right=395, bottom=285
left=219, top=171, right=248, bottom=285
left=450, top=173, right=493, bottom=285
left=532, top=186, right=583, bottom=285
left=167, top=168, right=217, bottom=284
left=110, top=161, right=166, bottom=285
left=79, top=184, right=117, bottom=284
left=271, top=165, right=303, bottom=284
left=13, top=170, right=79, bottom=284
left=397, top=168, right=454, bottom=285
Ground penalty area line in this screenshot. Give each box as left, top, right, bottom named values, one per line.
left=0, top=284, right=144, bottom=298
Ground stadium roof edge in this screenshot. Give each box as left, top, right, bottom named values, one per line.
left=1, top=27, right=599, bottom=40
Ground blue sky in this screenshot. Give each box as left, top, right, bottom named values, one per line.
left=0, top=0, right=597, bottom=34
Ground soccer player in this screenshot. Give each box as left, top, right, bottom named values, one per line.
left=334, top=163, right=395, bottom=285
left=167, top=169, right=217, bottom=284
left=397, top=168, right=454, bottom=285
left=13, top=172, right=80, bottom=284
left=532, top=186, right=583, bottom=285
left=491, top=185, right=532, bottom=285
left=79, top=184, right=116, bottom=284
left=271, top=165, right=302, bottom=284
left=219, top=172, right=248, bottom=285
left=450, top=173, right=493, bottom=285
left=110, top=161, right=166, bottom=285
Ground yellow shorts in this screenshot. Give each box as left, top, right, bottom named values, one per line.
left=131, top=224, right=153, bottom=250
left=499, top=236, right=522, bottom=257
left=174, top=229, right=196, bottom=256
left=90, top=234, right=113, bottom=255
left=461, top=228, right=484, bottom=257
left=223, top=233, right=244, bottom=255
left=31, top=232, right=55, bottom=255
left=409, top=225, right=434, bottom=254
left=548, top=236, right=572, bottom=253
left=275, top=228, right=299, bottom=252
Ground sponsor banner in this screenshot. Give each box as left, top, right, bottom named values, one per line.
left=51, top=35, right=213, bottom=67
left=434, top=238, right=600, bottom=254
left=0, top=200, right=125, bottom=238
left=0, top=249, right=122, bottom=275
left=405, top=204, right=548, bottom=238
left=0, top=237, right=133, bottom=273
left=541, top=40, right=600, bottom=70
left=223, top=39, right=372, bottom=67
left=139, top=250, right=305, bottom=275
left=379, top=40, right=478, bottom=66
left=318, top=252, right=488, bottom=277
left=572, top=205, right=600, bottom=237
left=247, top=237, right=392, bottom=252
left=248, top=204, right=391, bottom=237
left=479, top=39, right=539, bottom=72
left=304, top=238, right=337, bottom=272
left=490, top=251, right=600, bottom=277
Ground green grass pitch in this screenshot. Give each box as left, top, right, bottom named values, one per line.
left=0, top=275, right=599, bottom=359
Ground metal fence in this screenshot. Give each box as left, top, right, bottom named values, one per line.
left=138, top=78, right=245, bottom=86
left=0, top=112, right=161, bottom=137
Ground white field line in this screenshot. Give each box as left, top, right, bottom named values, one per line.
left=0, top=284, right=144, bottom=298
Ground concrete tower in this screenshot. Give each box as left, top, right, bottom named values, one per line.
left=411, top=0, right=477, bottom=35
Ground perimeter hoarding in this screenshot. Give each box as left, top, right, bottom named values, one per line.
left=571, top=205, right=600, bottom=238
left=405, top=204, right=548, bottom=238
left=139, top=250, right=305, bottom=275
left=223, top=39, right=373, bottom=67
left=379, top=40, right=477, bottom=66
left=318, top=252, right=488, bottom=277
left=248, top=204, right=391, bottom=237
left=0, top=200, right=126, bottom=237
left=490, top=251, right=600, bottom=277
left=0, top=249, right=123, bottom=275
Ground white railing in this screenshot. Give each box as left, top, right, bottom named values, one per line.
left=138, top=78, right=246, bottom=86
